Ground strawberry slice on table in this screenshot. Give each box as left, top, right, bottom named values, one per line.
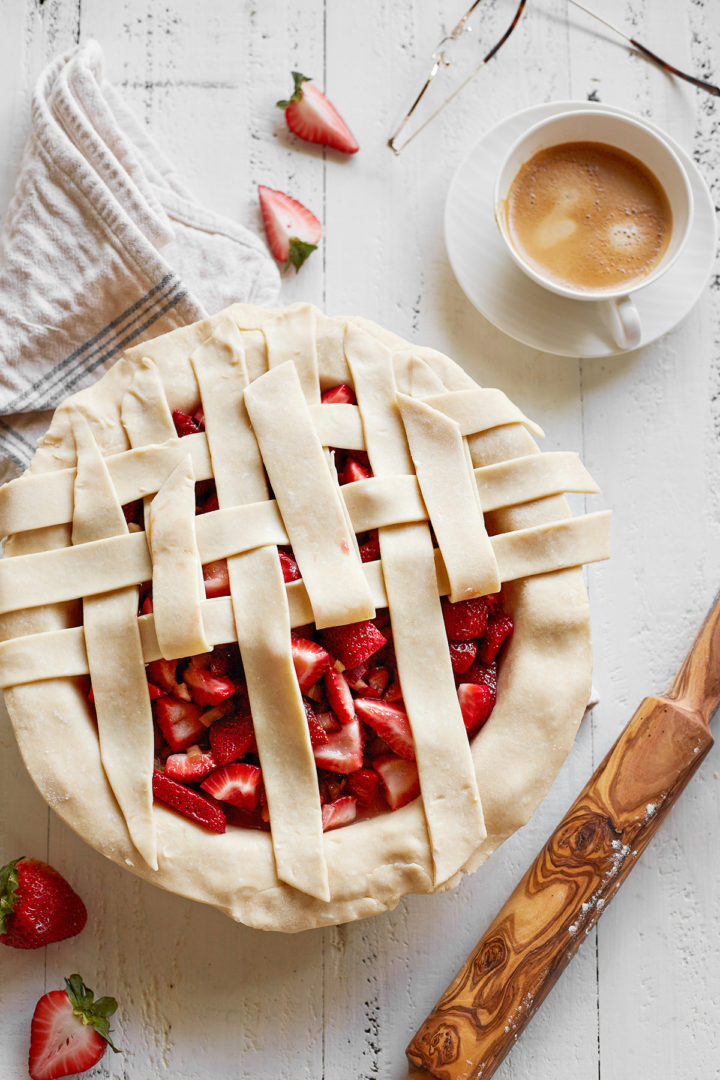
left=457, top=682, right=495, bottom=738
left=346, top=767, right=380, bottom=807
left=321, top=795, right=357, bottom=831
left=313, top=717, right=364, bottom=774
left=277, top=72, right=359, bottom=154
left=373, top=754, right=421, bottom=811
left=441, top=596, right=490, bottom=641
left=182, top=662, right=235, bottom=707
left=201, top=763, right=263, bottom=812
left=319, top=619, right=387, bottom=669
left=324, top=670, right=356, bottom=725
left=291, top=636, right=332, bottom=693
left=154, top=697, right=206, bottom=753
left=28, top=974, right=119, bottom=1080
left=321, top=383, right=356, bottom=405
left=0, top=858, right=86, bottom=950
left=163, top=749, right=218, bottom=783
left=152, top=770, right=226, bottom=832
left=354, top=699, right=416, bottom=761
left=257, top=184, right=321, bottom=271
left=478, top=613, right=514, bottom=663
left=203, top=559, right=230, bottom=598
left=208, top=713, right=256, bottom=765
left=448, top=640, right=478, bottom=674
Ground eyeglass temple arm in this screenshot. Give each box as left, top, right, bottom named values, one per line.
left=629, top=38, right=720, bottom=97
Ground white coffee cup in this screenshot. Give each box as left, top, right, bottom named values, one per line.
left=494, top=109, right=694, bottom=351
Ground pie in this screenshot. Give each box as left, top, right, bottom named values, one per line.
left=0, top=304, right=610, bottom=932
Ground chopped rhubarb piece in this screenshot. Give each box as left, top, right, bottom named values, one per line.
left=164, top=749, right=218, bottom=783
left=279, top=549, right=301, bottom=582
left=457, top=682, right=495, bottom=738
left=441, top=596, right=490, bottom=641
left=322, top=795, right=357, bottom=831
left=354, top=699, right=415, bottom=761
left=313, top=717, right=364, bottom=774
left=152, top=769, right=226, bottom=832
left=319, top=620, right=386, bottom=669
left=448, top=640, right=478, bottom=674
left=343, top=660, right=369, bottom=691
left=172, top=409, right=201, bottom=437
left=201, top=763, right=264, bottom=811
left=321, top=383, right=356, bottom=405
left=358, top=529, right=380, bottom=563
left=203, top=559, right=230, bottom=598
left=183, top=663, right=235, bottom=707
left=154, top=697, right=206, bottom=752
left=291, top=636, right=332, bottom=693
left=478, top=614, right=514, bottom=663
left=304, top=700, right=329, bottom=747
left=373, top=754, right=420, bottom=810
left=323, top=670, right=356, bottom=725
left=365, top=668, right=389, bottom=696
left=209, top=713, right=256, bottom=765
left=346, top=768, right=380, bottom=806
left=340, top=458, right=372, bottom=485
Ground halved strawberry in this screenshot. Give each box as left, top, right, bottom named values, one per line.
left=323, top=670, right=356, bottom=725
left=373, top=754, right=420, bottom=811
left=28, top=975, right=119, bottom=1080
left=478, top=614, right=514, bottom=663
left=209, top=713, right=256, bottom=765
left=346, top=768, right=380, bottom=807
left=321, top=795, right=357, bottom=831
left=313, top=717, right=364, bottom=774
left=278, top=72, right=359, bottom=154
left=321, top=384, right=356, bottom=405
left=354, top=699, right=415, bottom=761
left=279, top=549, right=301, bottom=582
left=164, top=748, right=218, bottom=783
left=448, top=640, right=478, bottom=674
left=457, top=682, right=495, bottom=738
left=203, top=559, right=230, bottom=598
left=154, top=697, right=206, bottom=752
left=152, top=770, right=226, bottom=832
left=201, top=763, right=263, bottom=811
left=304, top=700, right=329, bottom=747
left=441, top=596, right=490, bottom=641
left=258, top=184, right=321, bottom=271
left=182, top=662, right=235, bottom=707
left=319, top=620, right=387, bottom=669
left=172, top=409, right=201, bottom=438
left=291, top=636, right=332, bottom=693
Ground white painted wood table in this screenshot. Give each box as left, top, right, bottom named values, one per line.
left=1, top=2, right=719, bottom=1078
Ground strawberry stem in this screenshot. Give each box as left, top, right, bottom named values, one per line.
left=287, top=238, right=318, bottom=272
left=0, top=857, right=21, bottom=935
left=65, top=975, right=121, bottom=1053
left=276, top=70, right=311, bottom=108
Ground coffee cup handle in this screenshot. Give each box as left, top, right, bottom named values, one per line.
left=603, top=295, right=642, bottom=351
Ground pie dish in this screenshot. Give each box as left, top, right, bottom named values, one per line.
left=0, top=304, right=610, bottom=932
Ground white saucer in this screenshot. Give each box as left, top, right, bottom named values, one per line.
left=444, top=101, right=717, bottom=358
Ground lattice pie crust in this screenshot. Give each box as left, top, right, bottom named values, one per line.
left=0, top=305, right=610, bottom=932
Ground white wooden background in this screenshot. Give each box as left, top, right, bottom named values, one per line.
left=1, top=2, right=719, bottom=1078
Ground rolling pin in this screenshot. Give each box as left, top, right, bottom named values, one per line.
left=406, top=592, right=719, bottom=1080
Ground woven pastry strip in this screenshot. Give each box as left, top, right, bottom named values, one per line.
left=346, top=323, right=486, bottom=886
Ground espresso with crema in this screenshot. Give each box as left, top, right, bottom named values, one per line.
left=505, top=142, right=672, bottom=292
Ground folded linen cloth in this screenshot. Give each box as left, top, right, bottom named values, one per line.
left=0, top=40, right=280, bottom=483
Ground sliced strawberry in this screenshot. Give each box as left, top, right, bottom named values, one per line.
left=152, top=770, right=226, bottom=832
left=459, top=659, right=498, bottom=693
left=147, top=682, right=163, bottom=700
left=346, top=768, right=380, bottom=807
left=319, top=620, right=387, bottom=669
left=201, top=763, right=263, bottom=811
left=314, top=710, right=342, bottom=734
left=122, top=499, right=142, bottom=527
left=313, top=717, right=364, bottom=774
left=339, top=458, right=372, bottom=485
left=193, top=404, right=205, bottom=429
left=257, top=184, right=321, bottom=271
left=154, top=697, right=206, bottom=752
left=448, top=640, right=478, bottom=674
left=457, top=682, right=495, bottom=738
left=321, top=383, right=356, bottom=405
left=141, top=595, right=154, bottom=616
left=441, top=596, right=490, bottom=641
left=209, top=713, right=256, bottom=765
left=196, top=491, right=219, bottom=515
left=172, top=409, right=201, bottom=438
left=146, top=658, right=184, bottom=697
left=28, top=975, right=119, bottom=1080
left=279, top=549, right=301, bottom=582
left=278, top=72, right=359, bottom=154
left=291, top=636, right=332, bottom=693
left=183, top=663, right=235, bottom=707
left=383, top=678, right=404, bottom=704
left=203, top=559, right=230, bottom=598
left=373, top=754, right=420, bottom=811
left=478, top=614, right=514, bottom=663
left=164, top=749, right=218, bottom=783
left=354, top=699, right=415, bottom=761
left=321, top=795, right=357, bottom=831
left=323, top=670, right=356, bottom=725
left=304, top=699, right=329, bottom=747
left=207, top=644, right=242, bottom=679
left=358, top=529, right=380, bottom=563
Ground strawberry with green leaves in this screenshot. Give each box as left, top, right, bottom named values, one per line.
left=258, top=184, right=321, bottom=272
left=0, top=858, right=86, bottom=950
left=278, top=72, right=359, bottom=154
left=28, top=974, right=120, bottom=1080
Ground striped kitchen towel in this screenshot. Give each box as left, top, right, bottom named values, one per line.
left=0, top=40, right=280, bottom=483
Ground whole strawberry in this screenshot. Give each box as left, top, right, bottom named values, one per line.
left=0, top=857, right=87, bottom=949
left=29, top=974, right=120, bottom=1080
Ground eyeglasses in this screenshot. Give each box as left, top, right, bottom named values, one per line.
left=388, top=0, right=720, bottom=155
